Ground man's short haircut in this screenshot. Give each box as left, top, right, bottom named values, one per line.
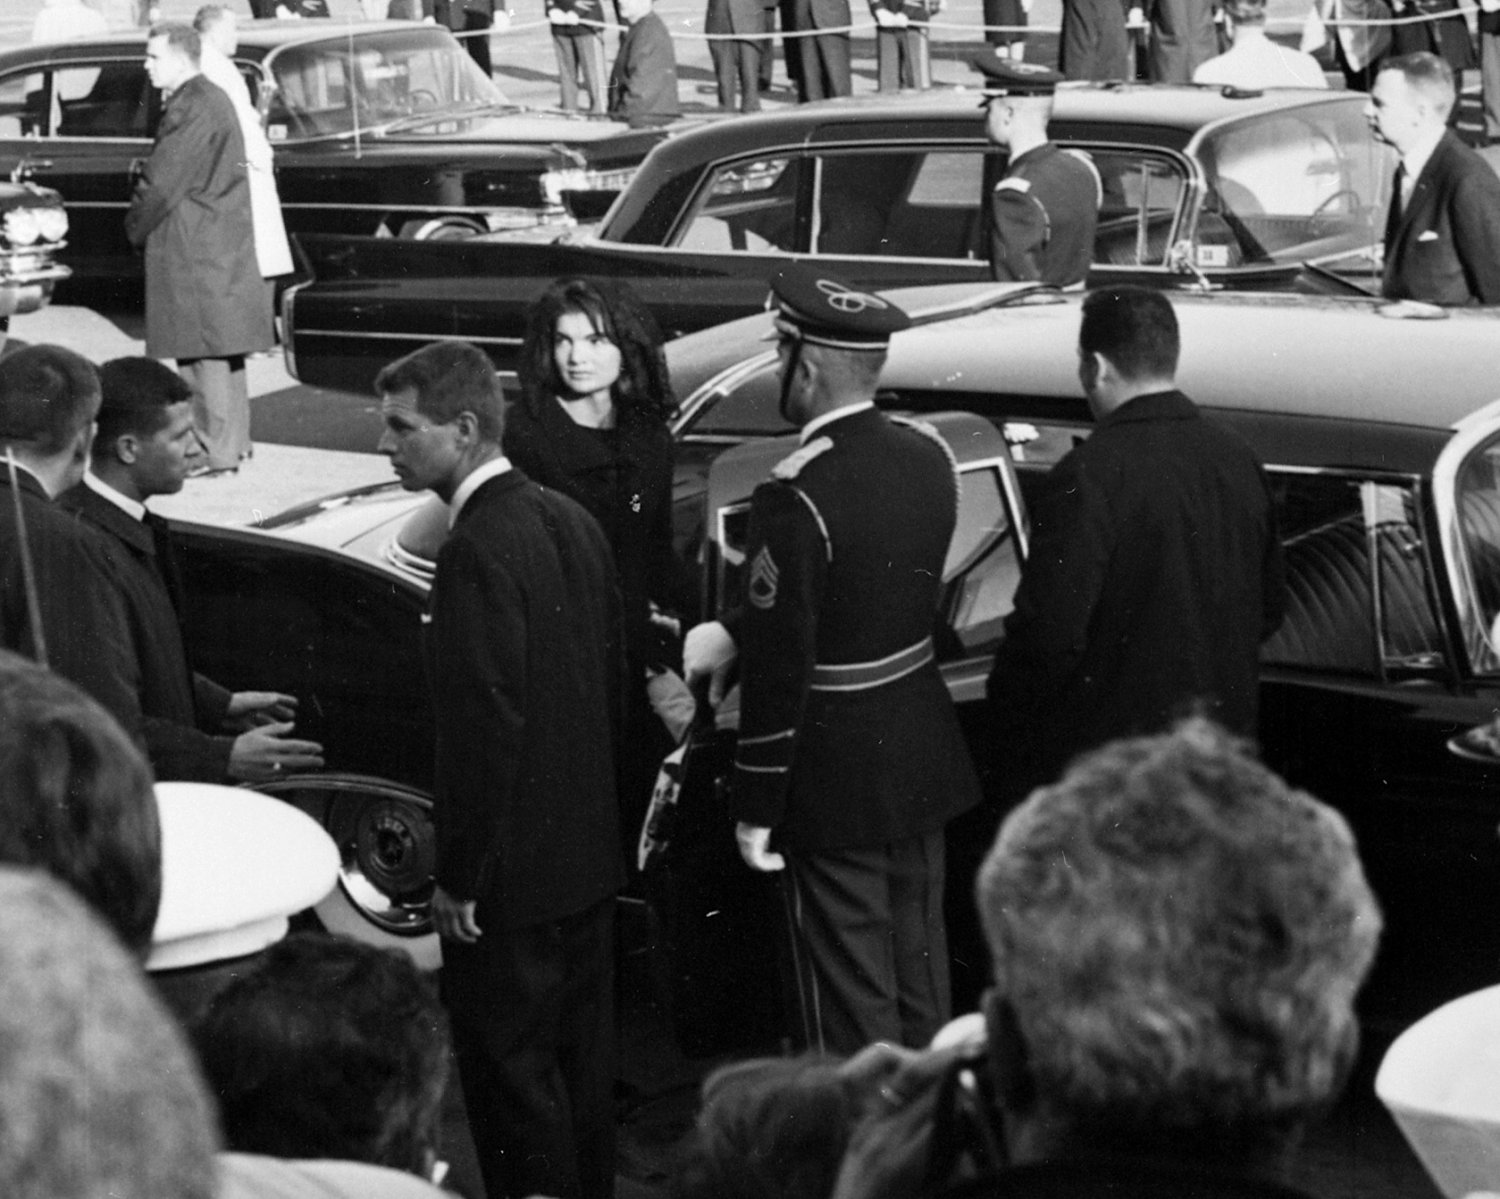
left=0, top=650, right=161, bottom=956
left=0, top=344, right=101, bottom=456
left=192, top=4, right=233, bottom=32
left=97, top=356, right=195, bottom=448
left=977, top=718, right=1381, bottom=1141
left=1382, top=51, right=1456, bottom=114
left=1079, top=286, right=1181, bottom=383
left=192, top=932, right=451, bottom=1177
left=150, top=22, right=202, bottom=64
left=374, top=340, right=505, bottom=443
left=0, top=866, right=219, bottom=1199
left=1222, top=0, right=1267, bottom=26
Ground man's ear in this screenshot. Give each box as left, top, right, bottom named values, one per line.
left=112, top=432, right=140, bottom=466
left=453, top=410, right=480, bottom=447
left=76, top=422, right=99, bottom=468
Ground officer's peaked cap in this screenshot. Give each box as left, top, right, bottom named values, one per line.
left=970, top=50, right=1063, bottom=98
left=768, top=263, right=911, bottom=351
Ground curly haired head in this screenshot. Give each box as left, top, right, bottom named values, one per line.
left=977, top=719, right=1381, bottom=1151
left=519, top=276, right=676, bottom=423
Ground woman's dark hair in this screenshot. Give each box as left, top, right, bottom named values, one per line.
left=519, top=276, right=677, bottom=423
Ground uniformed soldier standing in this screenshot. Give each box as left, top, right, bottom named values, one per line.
left=973, top=53, right=1101, bottom=288
left=692, top=265, right=981, bottom=1056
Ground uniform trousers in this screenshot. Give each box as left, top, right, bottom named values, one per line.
left=710, top=37, right=764, bottom=110
left=441, top=896, right=616, bottom=1199
left=875, top=24, right=929, bottom=89
left=553, top=32, right=608, bottom=112
left=178, top=355, right=250, bottom=471
left=780, top=828, right=950, bottom=1056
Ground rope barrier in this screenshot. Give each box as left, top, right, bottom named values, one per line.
left=445, top=1, right=1487, bottom=45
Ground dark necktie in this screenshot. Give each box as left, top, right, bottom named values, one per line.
left=143, top=509, right=186, bottom=616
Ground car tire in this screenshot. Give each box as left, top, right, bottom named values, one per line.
left=249, top=772, right=441, bottom=970
left=397, top=216, right=484, bottom=241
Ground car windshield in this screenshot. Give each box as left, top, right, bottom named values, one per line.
left=1192, top=102, right=1392, bottom=271
left=263, top=27, right=502, bottom=140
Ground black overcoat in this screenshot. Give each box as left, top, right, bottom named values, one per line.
left=986, top=390, right=1285, bottom=790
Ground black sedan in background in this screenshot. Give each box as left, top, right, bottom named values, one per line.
left=0, top=21, right=675, bottom=301
left=282, top=83, right=1393, bottom=392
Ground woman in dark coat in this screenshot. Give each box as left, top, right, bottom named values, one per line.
left=507, top=277, right=693, bottom=856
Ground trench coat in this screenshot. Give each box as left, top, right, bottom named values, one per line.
left=124, top=74, right=273, bottom=361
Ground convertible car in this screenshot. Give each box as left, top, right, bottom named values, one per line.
left=281, top=83, right=1393, bottom=392
left=193, top=285, right=1500, bottom=1031
left=0, top=21, right=673, bottom=299
left=0, top=177, right=69, bottom=351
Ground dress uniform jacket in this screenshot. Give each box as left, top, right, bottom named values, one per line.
left=0, top=471, right=137, bottom=731
left=608, top=11, right=682, bottom=124
left=1382, top=131, right=1500, bottom=306
left=990, top=142, right=1100, bottom=288
left=424, top=467, right=624, bottom=929
left=60, top=482, right=234, bottom=782
left=124, top=74, right=272, bottom=362
left=986, top=390, right=1285, bottom=793
left=731, top=407, right=980, bottom=851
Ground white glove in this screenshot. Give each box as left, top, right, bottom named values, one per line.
left=1127, top=5, right=1146, bottom=26
left=872, top=6, right=900, bottom=24
left=491, top=6, right=512, bottom=28
left=683, top=620, right=737, bottom=707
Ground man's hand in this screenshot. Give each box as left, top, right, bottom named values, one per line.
left=873, top=6, right=900, bottom=24
left=225, top=691, right=298, bottom=729
left=683, top=620, right=737, bottom=707
left=227, top=722, right=325, bottom=783
left=736, top=822, right=785, bottom=872
left=432, top=885, right=483, bottom=943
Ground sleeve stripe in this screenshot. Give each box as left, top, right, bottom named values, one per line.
left=738, top=729, right=796, bottom=747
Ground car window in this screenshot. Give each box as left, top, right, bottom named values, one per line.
left=1453, top=439, right=1500, bottom=673
left=812, top=149, right=985, bottom=261
left=1261, top=472, right=1443, bottom=676
left=1196, top=105, right=1392, bottom=267
left=0, top=70, right=49, bottom=138
left=265, top=27, right=499, bottom=139
left=679, top=358, right=793, bottom=441
left=1091, top=149, right=1187, bottom=268
left=674, top=157, right=802, bottom=254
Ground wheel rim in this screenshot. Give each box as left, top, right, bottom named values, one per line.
left=251, top=775, right=436, bottom=938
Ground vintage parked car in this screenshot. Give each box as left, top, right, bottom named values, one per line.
left=0, top=176, right=70, bottom=350
left=0, top=21, right=674, bottom=300
left=184, top=284, right=1500, bottom=1029
left=281, top=83, right=1394, bottom=392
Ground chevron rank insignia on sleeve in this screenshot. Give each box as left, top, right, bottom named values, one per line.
left=772, top=436, right=833, bottom=480
left=748, top=546, right=780, bottom=610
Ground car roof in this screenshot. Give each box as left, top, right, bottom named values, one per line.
left=5, top=20, right=429, bottom=66
left=634, top=83, right=1362, bottom=166
left=669, top=285, right=1500, bottom=475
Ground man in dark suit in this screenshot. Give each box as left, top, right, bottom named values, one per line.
left=986, top=287, right=1285, bottom=802
left=60, top=358, right=322, bottom=785
left=434, top=0, right=500, bottom=76
left=1370, top=52, right=1500, bottom=305
left=0, top=346, right=144, bottom=734
left=609, top=0, right=681, bottom=125
left=696, top=266, right=980, bottom=1055
left=376, top=340, right=623, bottom=1199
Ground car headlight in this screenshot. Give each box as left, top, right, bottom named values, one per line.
left=3, top=208, right=41, bottom=247
left=33, top=206, right=68, bottom=243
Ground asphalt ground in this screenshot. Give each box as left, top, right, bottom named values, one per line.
left=1, top=5, right=1490, bottom=1198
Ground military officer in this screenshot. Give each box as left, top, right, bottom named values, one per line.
left=688, top=265, right=981, bottom=1055
left=973, top=52, right=1101, bottom=288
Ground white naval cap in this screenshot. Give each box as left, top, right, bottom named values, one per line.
left=148, top=783, right=339, bottom=973
left=1376, top=983, right=1500, bottom=1199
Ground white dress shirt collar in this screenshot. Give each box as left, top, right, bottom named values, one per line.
left=449, top=455, right=513, bottom=527
left=85, top=470, right=147, bottom=521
